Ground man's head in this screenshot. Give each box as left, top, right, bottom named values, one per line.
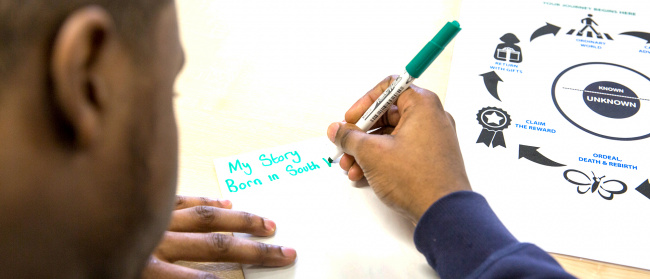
left=0, top=0, right=184, bottom=277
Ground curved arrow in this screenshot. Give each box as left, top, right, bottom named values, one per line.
left=530, top=23, right=561, bottom=42
left=620, top=31, right=650, bottom=44
left=518, top=145, right=565, bottom=167
left=480, top=71, right=503, bottom=101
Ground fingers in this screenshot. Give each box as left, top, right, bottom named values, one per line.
left=174, top=196, right=232, bottom=210
left=157, top=232, right=297, bottom=267
left=339, top=154, right=365, bottom=181
left=328, top=122, right=389, bottom=180
left=386, top=86, right=451, bottom=139
left=344, top=76, right=403, bottom=130
left=328, top=120, right=393, bottom=168
left=169, top=206, right=276, bottom=237
left=347, top=165, right=365, bottom=181
left=394, top=84, right=444, bottom=118
left=345, top=75, right=396, bottom=124
left=339, top=154, right=355, bottom=170
left=141, top=256, right=219, bottom=279
left=344, top=75, right=445, bottom=128
left=345, top=75, right=442, bottom=132
left=375, top=105, right=401, bottom=130
left=328, top=122, right=371, bottom=159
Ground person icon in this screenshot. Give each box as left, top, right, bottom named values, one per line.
left=578, top=14, right=600, bottom=36
left=493, top=33, right=523, bottom=63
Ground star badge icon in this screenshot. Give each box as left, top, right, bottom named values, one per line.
left=476, top=107, right=512, bottom=148
left=485, top=112, right=504, bottom=125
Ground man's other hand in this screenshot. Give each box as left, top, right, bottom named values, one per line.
left=141, top=196, right=296, bottom=278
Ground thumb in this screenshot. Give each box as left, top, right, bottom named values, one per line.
left=327, top=122, right=375, bottom=159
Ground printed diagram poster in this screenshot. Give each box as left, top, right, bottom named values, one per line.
left=445, top=0, right=650, bottom=270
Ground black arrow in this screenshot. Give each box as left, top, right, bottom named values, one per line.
left=620, top=31, right=650, bottom=44
left=480, top=71, right=503, bottom=101
left=530, top=23, right=561, bottom=42
left=636, top=179, right=650, bottom=200
left=518, top=145, right=565, bottom=167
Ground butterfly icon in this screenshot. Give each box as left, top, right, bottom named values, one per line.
left=563, top=169, right=627, bottom=200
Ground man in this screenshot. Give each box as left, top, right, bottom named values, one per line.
left=0, top=0, right=574, bottom=278
left=0, top=0, right=294, bottom=278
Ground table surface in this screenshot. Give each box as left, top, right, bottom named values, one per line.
left=173, top=0, right=650, bottom=278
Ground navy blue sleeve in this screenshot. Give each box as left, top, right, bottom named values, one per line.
left=413, top=191, right=575, bottom=279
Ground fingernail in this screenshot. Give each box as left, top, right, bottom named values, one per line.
left=281, top=247, right=297, bottom=258
left=327, top=122, right=340, bottom=143
left=220, top=200, right=232, bottom=208
left=263, top=218, right=276, bottom=232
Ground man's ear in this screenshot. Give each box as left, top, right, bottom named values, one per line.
left=50, top=6, right=118, bottom=148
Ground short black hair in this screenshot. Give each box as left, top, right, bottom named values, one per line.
left=0, top=0, right=171, bottom=78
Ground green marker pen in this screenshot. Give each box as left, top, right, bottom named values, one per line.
left=328, top=21, right=461, bottom=163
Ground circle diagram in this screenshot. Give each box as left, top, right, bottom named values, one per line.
left=552, top=62, right=650, bottom=141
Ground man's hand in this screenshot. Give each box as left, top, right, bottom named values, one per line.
left=141, top=196, right=297, bottom=278
left=327, top=76, right=472, bottom=223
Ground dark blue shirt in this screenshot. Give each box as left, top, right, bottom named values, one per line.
left=414, top=191, right=576, bottom=278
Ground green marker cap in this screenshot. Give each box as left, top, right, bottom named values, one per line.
left=406, top=21, right=461, bottom=78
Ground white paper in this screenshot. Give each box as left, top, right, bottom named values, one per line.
left=214, top=137, right=436, bottom=278
left=445, top=0, right=650, bottom=270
